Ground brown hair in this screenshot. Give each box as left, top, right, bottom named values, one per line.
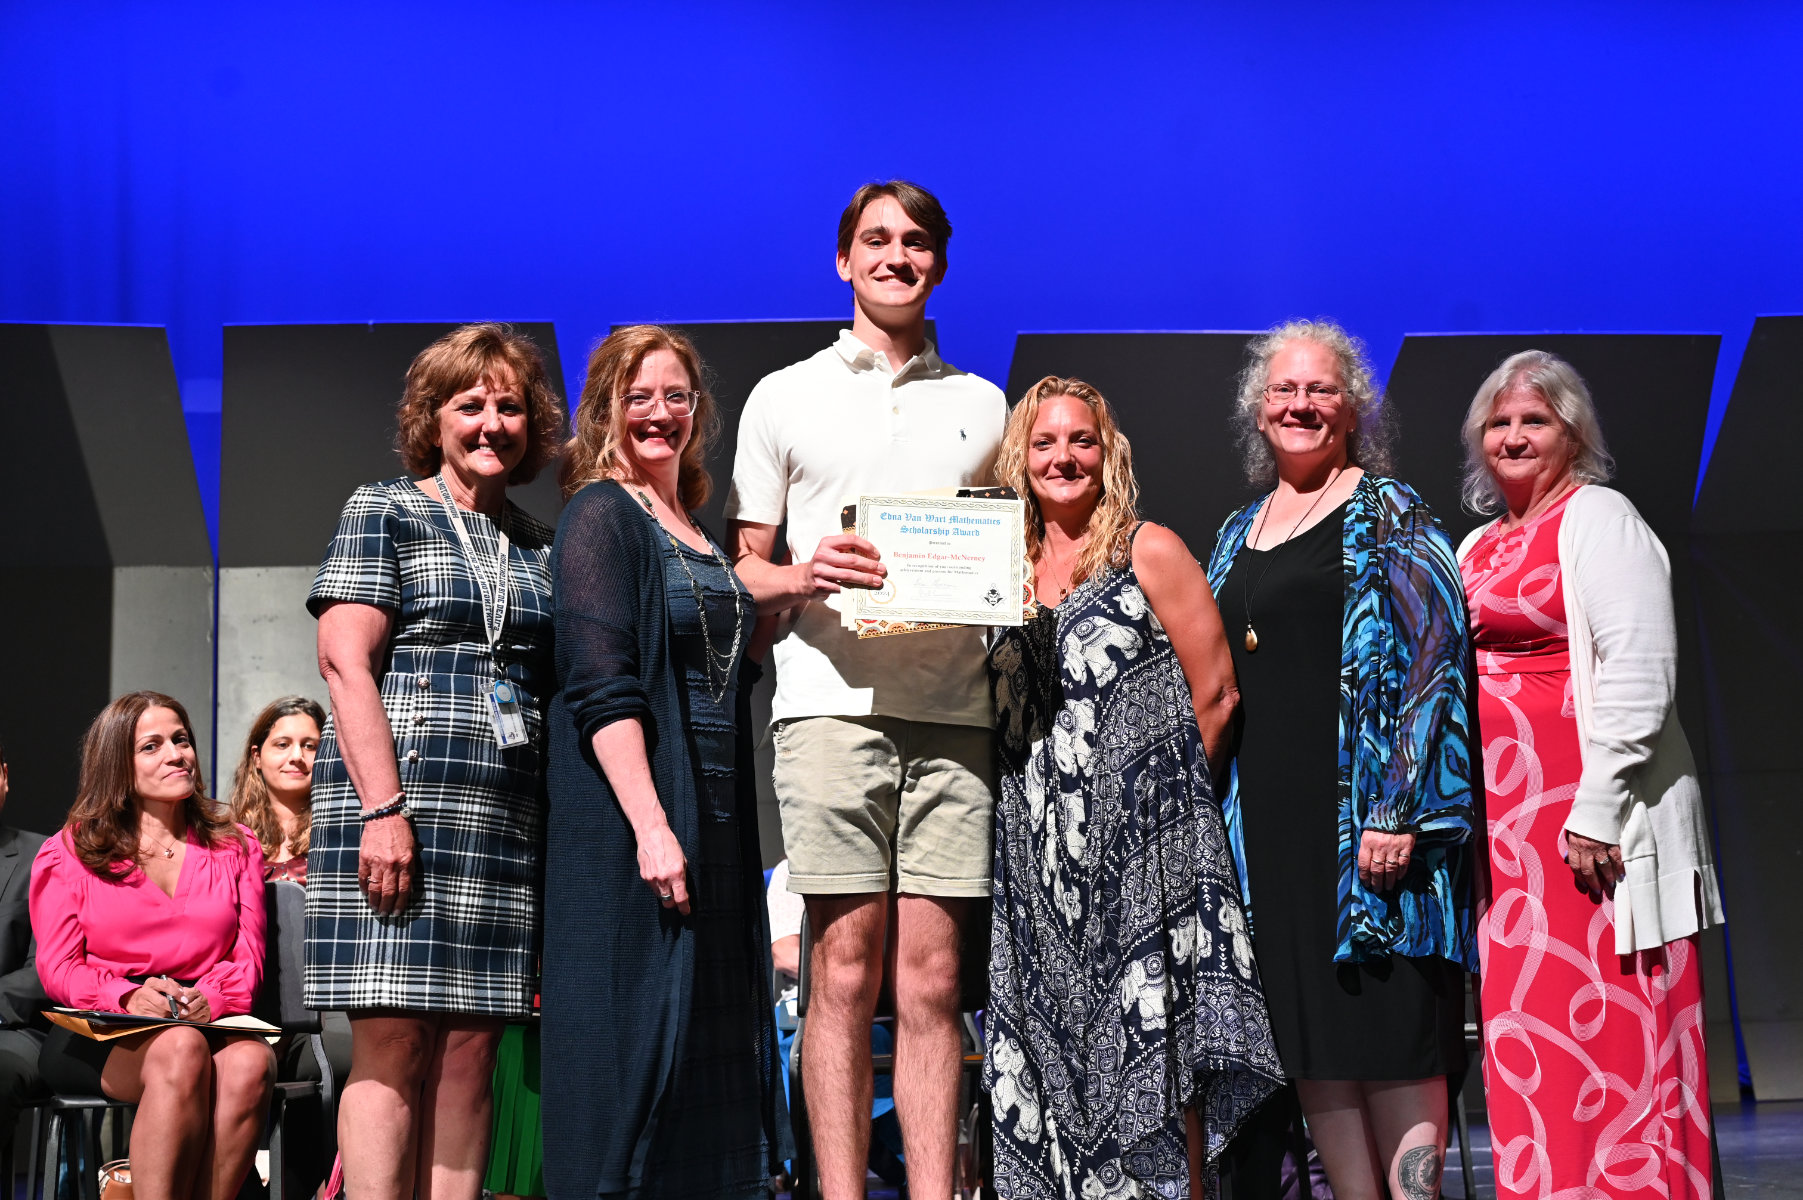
left=836, top=181, right=952, bottom=275
left=561, top=325, right=719, bottom=510
left=996, top=377, right=1142, bottom=592
left=67, top=691, right=241, bottom=880
left=227, top=696, right=326, bottom=862
left=393, top=323, right=567, bottom=485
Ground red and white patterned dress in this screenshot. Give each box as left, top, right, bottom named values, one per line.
left=1463, top=489, right=1712, bottom=1200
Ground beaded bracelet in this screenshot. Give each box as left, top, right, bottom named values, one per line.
left=360, top=792, right=408, bottom=823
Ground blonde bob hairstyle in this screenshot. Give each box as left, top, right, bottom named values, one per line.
left=562, top=325, right=719, bottom=510
left=393, top=323, right=566, bottom=485
left=1231, top=319, right=1395, bottom=489
left=1460, top=349, right=1614, bottom=516
left=996, top=376, right=1141, bottom=593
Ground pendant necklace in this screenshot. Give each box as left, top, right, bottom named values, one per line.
left=1037, top=539, right=1085, bottom=606
left=632, top=486, right=747, bottom=704
left=1240, top=466, right=1344, bottom=653
left=141, top=827, right=181, bottom=859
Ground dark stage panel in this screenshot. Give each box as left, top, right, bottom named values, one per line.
left=220, top=322, right=568, bottom=567
left=1004, top=332, right=1264, bottom=558
left=1689, top=315, right=1803, bottom=1099
left=0, top=325, right=212, bottom=833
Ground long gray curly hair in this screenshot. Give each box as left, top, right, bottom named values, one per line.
left=1231, top=318, right=1395, bottom=489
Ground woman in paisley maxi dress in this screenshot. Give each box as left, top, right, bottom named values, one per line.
left=986, top=376, right=1285, bottom=1200
left=1455, top=351, right=1724, bottom=1200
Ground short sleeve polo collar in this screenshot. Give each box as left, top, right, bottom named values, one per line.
left=831, top=328, right=944, bottom=382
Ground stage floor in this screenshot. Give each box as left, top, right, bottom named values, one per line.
left=776, top=1100, right=1803, bottom=1200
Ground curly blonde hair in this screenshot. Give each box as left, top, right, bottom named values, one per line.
left=227, top=696, right=325, bottom=862
left=996, top=376, right=1140, bottom=592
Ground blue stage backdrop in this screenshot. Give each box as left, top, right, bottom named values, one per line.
left=3, top=3, right=1802, bottom=543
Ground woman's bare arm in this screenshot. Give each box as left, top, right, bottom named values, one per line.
left=1133, top=523, right=1239, bottom=776
left=316, top=600, right=415, bottom=914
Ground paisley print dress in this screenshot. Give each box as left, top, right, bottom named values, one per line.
left=987, top=559, right=1285, bottom=1200
left=1464, top=491, right=1713, bottom=1200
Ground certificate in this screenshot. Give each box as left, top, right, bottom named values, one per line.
left=850, top=493, right=1027, bottom=628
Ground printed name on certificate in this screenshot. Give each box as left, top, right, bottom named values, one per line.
left=851, top=493, right=1026, bottom=628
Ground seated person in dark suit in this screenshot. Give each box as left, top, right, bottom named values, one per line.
left=0, top=733, right=50, bottom=1142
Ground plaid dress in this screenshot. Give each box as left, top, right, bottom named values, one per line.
left=303, top=477, right=554, bottom=1014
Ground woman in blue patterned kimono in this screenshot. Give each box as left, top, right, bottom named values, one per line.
left=986, top=376, right=1285, bottom=1200
left=1204, top=320, right=1476, bottom=1200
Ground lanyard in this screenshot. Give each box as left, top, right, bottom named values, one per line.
left=434, top=474, right=511, bottom=667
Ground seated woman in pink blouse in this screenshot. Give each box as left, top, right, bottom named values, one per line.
left=30, top=691, right=275, bottom=1200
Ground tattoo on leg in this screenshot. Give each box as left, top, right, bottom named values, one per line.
left=1398, top=1144, right=1442, bottom=1200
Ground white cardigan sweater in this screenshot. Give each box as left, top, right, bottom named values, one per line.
left=1458, top=485, right=1725, bottom=954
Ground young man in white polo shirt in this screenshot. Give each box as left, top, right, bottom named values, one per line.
left=727, top=180, right=1004, bottom=1200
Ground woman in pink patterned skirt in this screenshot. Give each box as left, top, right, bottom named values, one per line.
left=1455, top=350, right=1726, bottom=1200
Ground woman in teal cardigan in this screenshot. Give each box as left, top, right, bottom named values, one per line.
left=1205, top=320, right=1476, bottom=1200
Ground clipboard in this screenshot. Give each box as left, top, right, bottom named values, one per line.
left=45, top=1007, right=281, bottom=1042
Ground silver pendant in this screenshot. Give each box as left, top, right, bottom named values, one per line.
left=1244, top=625, right=1259, bottom=653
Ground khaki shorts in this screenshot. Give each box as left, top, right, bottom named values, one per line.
left=773, top=715, right=996, bottom=897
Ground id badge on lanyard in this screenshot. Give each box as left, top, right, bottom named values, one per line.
left=487, top=679, right=529, bottom=749
left=438, top=475, right=530, bottom=749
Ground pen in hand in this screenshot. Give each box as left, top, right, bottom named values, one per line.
left=160, top=976, right=180, bottom=1021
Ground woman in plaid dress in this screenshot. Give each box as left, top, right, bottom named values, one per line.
left=305, top=324, right=565, bottom=1200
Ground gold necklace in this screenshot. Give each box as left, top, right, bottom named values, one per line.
left=140, top=826, right=182, bottom=860
left=1240, top=467, right=1345, bottom=652
left=1036, top=538, right=1086, bottom=604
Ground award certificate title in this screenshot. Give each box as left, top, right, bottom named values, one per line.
left=851, top=494, right=1026, bottom=628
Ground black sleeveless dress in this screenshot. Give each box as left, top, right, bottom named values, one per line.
left=1220, top=503, right=1464, bottom=1081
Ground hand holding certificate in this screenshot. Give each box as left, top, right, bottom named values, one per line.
left=847, top=493, right=1028, bottom=631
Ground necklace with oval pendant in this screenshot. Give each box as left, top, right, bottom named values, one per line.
left=1240, top=467, right=1343, bottom=653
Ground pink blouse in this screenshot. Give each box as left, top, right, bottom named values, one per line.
left=30, top=826, right=267, bottom=1018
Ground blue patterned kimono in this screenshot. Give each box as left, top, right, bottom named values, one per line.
left=1205, top=474, right=1477, bottom=969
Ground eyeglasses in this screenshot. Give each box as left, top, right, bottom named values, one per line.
left=622, top=390, right=698, bottom=415
left=1264, top=382, right=1345, bottom=403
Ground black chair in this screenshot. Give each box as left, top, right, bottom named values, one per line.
left=26, top=879, right=334, bottom=1200
left=787, top=898, right=993, bottom=1200
left=259, top=878, right=336, bottom=1200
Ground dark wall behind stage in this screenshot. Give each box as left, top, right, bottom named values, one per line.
left=4, top=3, right=1803, bottom=544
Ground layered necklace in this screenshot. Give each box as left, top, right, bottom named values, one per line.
left=631, top=486, right=747, bottom=704
left=1239, top=466, right=1344, bottom=653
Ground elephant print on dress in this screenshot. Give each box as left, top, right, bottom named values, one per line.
left=989, top=1035, right=1045, bottom=1145
left=1219, top=895, right=1254, bottom=980
left=1062, top=616, right=1142, bottom=688
left=1119, top=954, right=1170, bottom=1032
